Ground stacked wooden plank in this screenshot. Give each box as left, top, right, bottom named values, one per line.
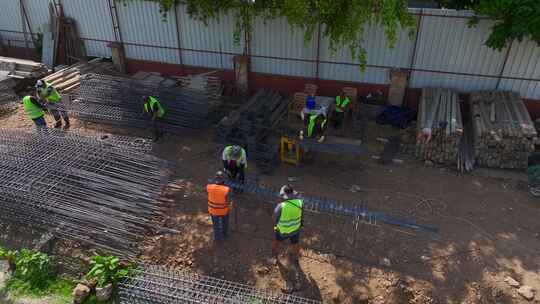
left=177, top=72, right=223, bottom=96
left=415, top=88, right=463, bottom=164
left=0, top=56, right=48, bottom=79
left=40, top=58, right=122, bottom=95
left=470, top=91, right=536, bottom=169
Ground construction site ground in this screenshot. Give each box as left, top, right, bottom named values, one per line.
left=2, top=107, right=540, bottom=304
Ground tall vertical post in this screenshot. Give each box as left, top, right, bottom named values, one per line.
left=173, top=3, right=185, bottom=74
left=107, top=0, right=126, bottom=73
left=403, top=9, right=423, bottom=107
left=315, top=22, right=322, bottom=84
left=496, top=41, right=513, bottom=90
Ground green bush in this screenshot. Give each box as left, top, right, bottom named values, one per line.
left=86, top=255, right=134, bottom=288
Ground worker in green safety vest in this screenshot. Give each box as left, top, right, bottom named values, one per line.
left=272, top=185, right=303, bottom=261
left=299, top=112, right=327, bottom=143
left=21, top=95, right=47, bottom=129
left=142, top=95, right=167, bottom=142
left=334, top=91, right=350, bottom=129
left=35, top=80, right=70, bottom=129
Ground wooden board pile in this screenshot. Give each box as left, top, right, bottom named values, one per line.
left=177, top=72, right=223, bottom=96
left=0, top=56, right=48, bottom=79
left=41, top=58, right=123, bottom=96
left=469, top=91, right=537, bottom=169
left=415, top=88, right=463, bottom=164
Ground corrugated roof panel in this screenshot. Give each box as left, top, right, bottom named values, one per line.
left=318, top=20, right=415, bottom=83
left=0, top=1, right=30, bottom=48
left=177, top=5, right=242, bottom=70
left=410, top=9, right=504, bottom=90
left=250, top=17, right=316, bottom=77
left=23, top=0, right=50, bottom=34
left=117, top=1, right=178, bottom=64
left=499, top=40, right=540, bottom=99
left=62, top=0, right=114, bottom=57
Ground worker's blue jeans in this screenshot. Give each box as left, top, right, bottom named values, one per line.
left=32, top=116, right=47, bottom=133
left=211, top=214, right=229, bottom=241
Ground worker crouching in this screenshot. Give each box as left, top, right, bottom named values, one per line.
left=299, top=112, right=327, bottom=143
left=272, top=185, right=303, bottom=264
left=22, top=95, right=47, bottom=130
left=206, top=171, right=233, bottom=241
left=35, top=80, right=70, bottom=130
left=222, top=145, right=247, bottom=183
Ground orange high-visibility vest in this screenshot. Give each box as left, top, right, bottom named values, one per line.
left=206, top=184, right=230, bottom=216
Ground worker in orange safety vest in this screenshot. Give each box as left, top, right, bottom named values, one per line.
left=206, top=171, right=233, bottom=241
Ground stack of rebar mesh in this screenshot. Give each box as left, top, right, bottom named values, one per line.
left=59, top=73, right=222, bottom=131
left=415, top=88, right=463, bottom=164
left=119, top=266, right=322, bottom=304
left=0, top=73, right=18, bottom=116
left=469, top=91, right=537, bottom=169
left=0, top=129, right=173, bottom=257
left=216, top=89, right=289, bottom=173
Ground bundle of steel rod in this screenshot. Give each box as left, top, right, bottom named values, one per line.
left=217, top=89, right=290, bottom=173
left=58, top=73, right=222, bottom=131
left=470, top=91, right=537, bottom=169
left=0, top=90, right=18, bottom=116
left=118, top=265, right=322, bottom=304
left=225, top=180, right=438, bottom=234
left=415, top=88, right=463, bottom=164
left=0, top=129, right=173, bottom=257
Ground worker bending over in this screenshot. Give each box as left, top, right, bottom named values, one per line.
left=300, top=111, right=327, bottom=143
left=142, top=96, right=167, bottom=142
left=222, top=145, right=247, bottom=183
left=334, top=91, right=350, bottom=129
left=35, top=80, right=70, bottom=129
left=22, top=95, right=47, bottom=130
left=206, top=171, right=233, bottom=241
left=272, top=185, right=303, bottom=265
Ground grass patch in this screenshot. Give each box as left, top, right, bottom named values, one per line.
left=5, top=276, right=75, bottom=303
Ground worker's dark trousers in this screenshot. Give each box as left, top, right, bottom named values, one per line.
left=50, top=109, right=70, bottom=128
left=32, top=116, right=48, bottom=133
left=211, top=213, right=229, bottom=241
left=334, top=111, right=344, bottom=129
left=152, top=119, right=165, bottom=142
left=226, top=163, right=245, bottom=183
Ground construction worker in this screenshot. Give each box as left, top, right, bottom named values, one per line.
left=35, top=80, right=70, bottom=129
left=222, top=145, right=247, bottom=183
left=22, top=95, right=47, bottom=129
left=272, top=185, right=303, bottom=264
left=334, top=91, right=350, bottom=129
left=299, top=112, right=327, bottom=143
left=206, top=171, right=233, bottom=241
left=142, top=95, right=166, bottom=142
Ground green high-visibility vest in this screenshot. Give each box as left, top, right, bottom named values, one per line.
left=276, top=199, right=303, bottom=235
left=144, top=96, right=166, bottom=118
left=22, top=96, right=44, bottom=120
left=307, top=114, right=326, bottom=138
left=38, top=82, right=61, bottom=103
left=335, top=96, right=350, bottom=112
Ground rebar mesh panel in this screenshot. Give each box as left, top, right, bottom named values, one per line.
left=119, top=266, right=322, bottom=304
left=0, top=128, right=173, bottom=257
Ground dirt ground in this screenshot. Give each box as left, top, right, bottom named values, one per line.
left=2, top=106, right=540, bottom=304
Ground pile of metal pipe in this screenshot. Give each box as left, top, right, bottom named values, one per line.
left=119, top=265, right=322, bottom=304
left=57, top=73, right=222, bottom=131
left=0, top=128, right=174, bottom=257
left=225, top=180, right=438, bottom=235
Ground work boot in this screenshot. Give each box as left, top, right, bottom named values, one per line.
left=54, top=121, right=62, bottom=129
left=63, top=123, right=70, bottom=130
left=318, top=135, right=325, bottom=143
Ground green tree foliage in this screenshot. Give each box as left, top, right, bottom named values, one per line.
left=441, top=0, right=540, bottom=50
left=124, top=0, right=415, bottom=69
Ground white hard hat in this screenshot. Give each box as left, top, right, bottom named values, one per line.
left=35, top=80, right=45, bottom=88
